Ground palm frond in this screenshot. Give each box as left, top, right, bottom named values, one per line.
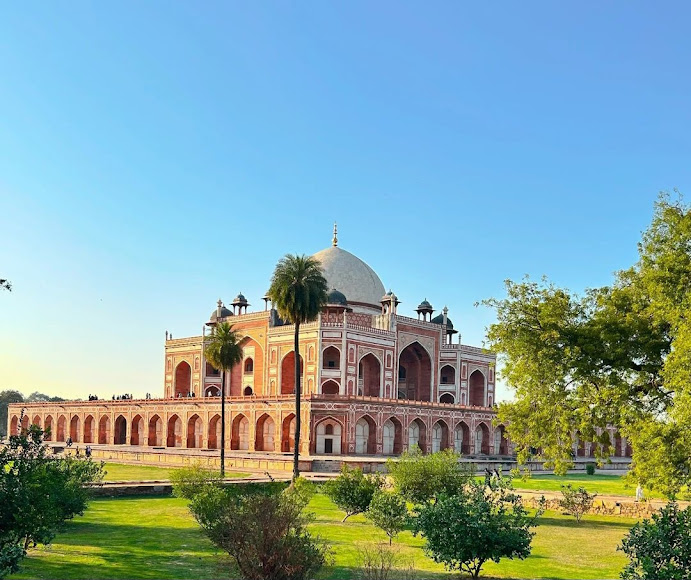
left=268, top=254, right=329, bottom=324
left=204, top=322, right=244, bottom=372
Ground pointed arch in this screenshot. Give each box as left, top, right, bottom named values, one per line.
left=57, top=415, right=67, bottom=442
left=9, top=415, right=19, bottom=436
left=131, top=414, right=144, bottom=445
left=475, top=422, right=490, bottom=454
left=322, top=346, right=340, bottom=369
left=231, top=414, right=249, bottom=450
left=398, top=342, right=432, bottom=401
left=166, top=414, right=182, bottom=447
left=454, top=421, right=470, bottom=454
left=358, top=353, right=381, bottom=397
left=355, top=414, right=376, bottom=454
left=21, top=415, right=30, bottom=432
left=408, top=418, right=427, bottom=453
left=148, top=414, right=163, bottom=446
left=431, top=420, right=450, bottom=452
left=69, top=415, right=81, bottom=443
left=187, top=414, right=203, bottom=448
left=83, top=415, right=95, bottom=444
left=98, top=415, right=110, bottom=444
left=282, top=414, right=296, bottom=452
left=469, top=370, right=486, bottom=407
left=255, top=414, right=276, bottom=452
left=439, top=393, right=455, bottom=404
left=32, top=415, right=41, bottom=428
left=281, top=351, right=304, bottom=395
left=321, top=379, right=340, bottom=395
left=114, top=415, right=127, bottom=445
left=382, top=417, right=403, bottom=455
left=315, top=417, right=342, bottom=454
left=208, top=414, right=221, bottom=449
left=494, top=425, right=508, bottom=455
left=44, top=415, right=53, bottom=440
left=440, top=364, right=456, bottom=385
left=174, top=361, right=192, bottom=398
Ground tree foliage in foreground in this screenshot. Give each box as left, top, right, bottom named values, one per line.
left=323, top=465, right=384, bottom=521
left=365, top=489, right=408, bottom=545
left=619, top=501, right=691, bottom=580
left=386, top=448, right=473, bottom=505
left=0, top=425, right=104, bottom=578
left=413, top=477, right=543, bottom=579
left=483, top=193, right=691, bottom=496
left=187, top=479, right=330, bottom=580
left=559, top=485, right=597, bottom=523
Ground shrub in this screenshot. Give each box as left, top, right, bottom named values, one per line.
left=324, top=465, right=384, bottom=522
left=585, top=462, right=596, bottom=476
left=189, top=481, right=330, bottom=580
left=619, top=501, right=691, bottom=580
left=559, top=485, right=596, bottom=523
left=413, top=477, right=543, bottom=579
left=356, top=542, right=416, bottom=580
left=386, top=448, right=473, bottom=506
left=170, top=463, right=221, bottom=500
left=366, top=490, right=408, bottom=545
left=0, top=425, right=104, bottom=578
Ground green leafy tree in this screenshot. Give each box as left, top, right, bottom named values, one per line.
left=413, top=478, right=543, bottom=579
left=268, top=254, right=328, bottom=480
left=189, top=482, right=330, bottom=580
left=324, top=465, right=384, bottom=522
left=482, top=193, right=691, bottom=495
left=559, top=484, right=597, bottom=523
left=619, top=501, right=691, bottom=579
left=25, top=392, right=65, bottom=403
left=171, top=463, right=222, bottom=500
left=366, top=489, right=408, bottom=545
left=386, top=448, right=473, bottom=505
left=0, top=425, right=104, bottom=577
left=0, top=390, right=24, bottom=439
left=204, top=321, right=244, bottom=478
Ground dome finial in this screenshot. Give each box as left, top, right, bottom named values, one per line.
left=332, top=222, right=338, bottom=246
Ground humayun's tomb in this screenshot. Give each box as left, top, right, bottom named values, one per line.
left=7, top=228, right=631, bottom=471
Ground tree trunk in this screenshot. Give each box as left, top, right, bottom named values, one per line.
left=220, top=369, right=226, bottom=479
left=293, top=321, right=301, bottom=481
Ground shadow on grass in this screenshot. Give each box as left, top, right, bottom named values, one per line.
left=538, top=516, right=634, bottom=530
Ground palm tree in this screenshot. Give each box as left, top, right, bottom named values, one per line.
left=268, top=254, right=328, bottom=480
left=204, top=321, right=244, bottom=478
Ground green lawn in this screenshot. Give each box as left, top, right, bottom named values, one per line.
left=508, top=473, right=662, bottom=498
left=12, top=492, right=634, bottom=580
left=101, top=463, right=248, bottom=482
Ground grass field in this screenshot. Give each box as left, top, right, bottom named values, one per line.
left=101, top=462, right=248, bottom=482
left=509, top=473, right=662, bottom=498
left=11, top=492, right=634, bottom=580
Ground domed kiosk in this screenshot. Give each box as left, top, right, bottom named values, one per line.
left=312, top=226, right=385, bottom=314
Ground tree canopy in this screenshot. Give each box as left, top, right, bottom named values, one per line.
left=0, top=425, right=103, bottom=577
left=386, top=448, right=473, bottom=505
left=483, top=193, right=691, bottom=496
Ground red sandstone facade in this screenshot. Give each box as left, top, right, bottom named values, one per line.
left=9, top=233, right=516, bottom=458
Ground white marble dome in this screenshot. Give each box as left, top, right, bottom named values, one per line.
left=312, top=245, right=386, bottom=310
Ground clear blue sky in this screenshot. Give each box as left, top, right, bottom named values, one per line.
left=1, top=2, right=690, bottom=401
